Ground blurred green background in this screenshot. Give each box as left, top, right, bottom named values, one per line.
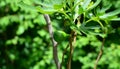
left=0, top=0, right=120, bottom=69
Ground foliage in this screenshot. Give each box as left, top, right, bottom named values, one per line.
left=0, top=0, right=120, bottom=69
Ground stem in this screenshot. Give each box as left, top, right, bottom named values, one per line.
left=44, top=14, right=60, bottom=69
left=67, top=31, right=77, bottom=69
left=86, top=18, right=93, bottom=23
left=60, top=10, right=72, bottom=21
left=61, top=44, right=69, bottom=69
left=94, top=38, right=105, bottom=69
left=97, top=20, right=104, bottom=30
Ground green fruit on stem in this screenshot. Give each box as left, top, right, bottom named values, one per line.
left=54, top=31, right=69, bottom=43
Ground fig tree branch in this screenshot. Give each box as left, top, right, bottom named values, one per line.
left=67, top=31, right=77, bottom=69
left=61, top=44, right=69, bottom=69
left=94, top=38, right=105, bottom=69
left=44, top=14, right=60, bottom=69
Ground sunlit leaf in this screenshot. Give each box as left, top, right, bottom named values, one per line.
left=100, top=4, right=112, bottom=13
left=34, top=0, right=63, bottom=14
left=36, top=6, right=56, bottom=14
left=37, top=30, right=47, bottom=37
left=78, top=7, right=84, bottom=14
left=82, top=0, right=91, bottom=10
left=87, top=0, right=101, bottom=11
left=100, top=9, right=120, bottom=19
left=9, top=53, right=15, bottom=61
left=111, top=18, right=120, bottom=21
left=18, top=1, right=36, bottom=11
left=33, top=0, right=52, bottom=7
left=53, top=4, right=63, bottom=10
left=16, top=25, right=25, bottom=35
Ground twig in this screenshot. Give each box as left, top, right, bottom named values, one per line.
left=94, top=38, right=105, bottom=69
left=66, top=15, right=80, bottom=69
left=67, top=40, right=73, bottom=69
left=61, top=44, right=69, bottom=69
left=44, top=14, right=60, bottom=69
left=67, top=31, right=77, bottom=69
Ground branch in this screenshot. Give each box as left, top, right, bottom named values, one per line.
left=67, top=31, right=77, bottom=69
left=44, top=14, right=60, bottom=69
left=61, top=44, right=69, bottom=69
left=94, top=38, right=105, bottom=69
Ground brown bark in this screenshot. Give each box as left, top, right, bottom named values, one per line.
left=44, top=14, right=60, bottom=69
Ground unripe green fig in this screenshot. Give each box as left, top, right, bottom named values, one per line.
left=54, top=31, right=69, bottom=43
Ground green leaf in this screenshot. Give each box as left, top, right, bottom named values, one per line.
left=35, top=0, right=63, bottom=14
left=95, top=4, right=112, bottom=16
left=87, top=0, right=101, bottom=11
left=100, top=9, right=120, bottom=19
left=111, top=18, right=120, bottom=21
left=16, top=25, right=25, bottom=35
left=6, top=40, right=12, bottom=45
left=100, top=4, right=112, bottom=13
left=80, top=23, right=89, bottom=34
left=36, top=6, right=56, bottom=14
left=9, top=53, right=16, bottom=61
left=6, top=36, right=18, bottom=45
left=53, top=4, right=63, bottom=10
left=78, top=7, right=84, bottom=14
left=37, top=30, right=47, bottom=37
left=18, top=1, right=36, bottom=11
left=79, top=22, right=104, bottom=36
left=70, top=24, right=81, bottom=35
left=33, top=0, right=52, bottom=7
left=82, top=0, right=91, bottom=10
left=33, top=15, right=46, bottom=25
left=11, top=2, right=19, bottom=11
left=85, top=26, right=101, bottom=30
